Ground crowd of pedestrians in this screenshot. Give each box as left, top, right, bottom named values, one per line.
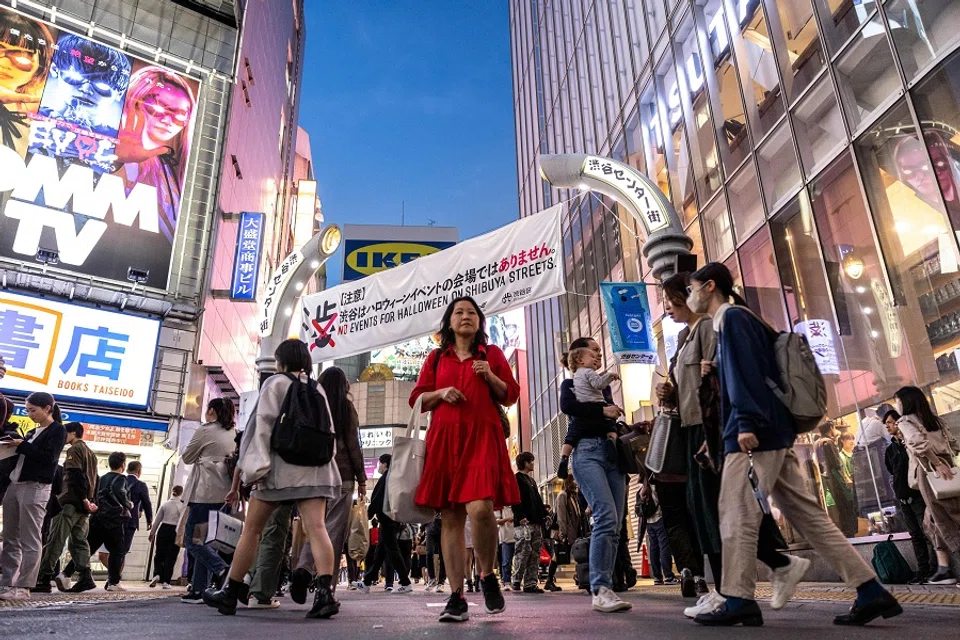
left=0, top=282, right=958, bottom=631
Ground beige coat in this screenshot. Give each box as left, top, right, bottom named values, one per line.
left=672, top=317, right=717, bottom=427
left=181, top=421, right=236, bottom=505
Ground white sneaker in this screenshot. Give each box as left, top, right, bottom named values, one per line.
left=248, top=598, right=281, bottom=609
left=684, top=590, right=726, bottom=618
left=771, top=555, right=811, bottom=610
left=105, top=583, right=126, bottom=592
left=161, top=583, right=172, bottom=590
left=0, top=587, right=30, bottom=601
left=352, top=581, right=370, bottom=594
left=424, top=580, right=436, bottom=592
left=436, top=583, right=445, bottom=594
left=54, top=573, right=72, bottom=592
left=394, top=584, right=414, bottom=594
left=591, top=586, right=632, bottom=612
left=149, top=575, right=160, bottom=588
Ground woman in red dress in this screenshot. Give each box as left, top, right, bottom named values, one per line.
left=410, top=296, right=520, bottom=623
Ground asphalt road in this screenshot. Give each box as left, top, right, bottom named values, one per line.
left=0, top=586, right=947, bottom=639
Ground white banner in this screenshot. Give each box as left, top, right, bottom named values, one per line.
left=0, top=291, right=161, bottom=409
left=300, top=205, right=565, bottom=362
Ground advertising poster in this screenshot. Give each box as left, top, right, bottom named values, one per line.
left=0, top=290, right=161, bottom=409
left=301, top=205, right=565, bottom=362
left=0, top=6, right=201, bottom=289
left=341, top=224, right=458, bottom=282
left=599, top=282, right=658, bottom=365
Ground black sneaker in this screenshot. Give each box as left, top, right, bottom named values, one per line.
left=306, top=575, right=339, bottom=620
left=181, top=592, right=204, bottom=604
left=31, top=577, right=52, bottom=594
left=695, top=600, right=764, bottom=626
left=481, top=574, right=505, bottom=615
left=439, top=590, right=469, bottom=623
left=926, top=570, right=958, bottom=586
left=680, top=568, right=697, bottom=598
left=522, top=585, right=545, bottom=594
left=68, top=574, right=97, bottom=593
left=695, top=577, right=709, bottom=595
left=290, top=568, right=312, bottom=605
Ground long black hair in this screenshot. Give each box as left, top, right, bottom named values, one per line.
left=438, top=296, right=488, bottom=355
left=690, top=262, right=749, bottom=307
left=207, top=397, right=236, bottom=430
left=895, top=386, right=943, bottom=432
left=319, top=367, right=352, bottom=442
left=25, top=391, right=62, bottom=424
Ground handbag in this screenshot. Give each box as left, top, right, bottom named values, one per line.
left=644, top=410, right=685, bottom=475
left=617, top=421, right=651, bottom=475
left=384, top=395, right=435, bottom=524
left=206, top=506, right=243, bottom=554
left=555, top=541, right=571, bottom=565
left=348, top=499, right=370, bottom=561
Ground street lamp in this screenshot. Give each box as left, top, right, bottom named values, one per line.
left=256, top=225, right=342, bottom=381
left=538, top=154, right=692, bottom=280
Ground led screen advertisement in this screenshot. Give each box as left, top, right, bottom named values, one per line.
left=0, top=6, right=201, bottom=290
left=0, top=290, right=162, bottom=409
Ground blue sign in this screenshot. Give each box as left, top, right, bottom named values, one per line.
left=12, top=406, right=168, bottom=432
left=600, top=282, right=658, bottom=365
left=230, top=212, right=265, bottom=299
left=342, top=239, right=456, bottom=282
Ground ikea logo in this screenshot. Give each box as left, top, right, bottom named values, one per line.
left=342, top=240, right=456, bottom=281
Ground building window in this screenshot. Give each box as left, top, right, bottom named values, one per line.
left=756, top=119, right=802, bottom=212
left=230, top=154, right=243, bottom=179
left=884, top=0, right=960, bottom=82
left=833, top=16, right=901, bottom=132
left=727, top=159, right=765, bottom=242
left=791, top=75, right=845, bottom=177
left=241, top=79, right=251, bottom=107
left=771, top=0, right=825, bottom=102
left=702, top=194, right=735, bottom=260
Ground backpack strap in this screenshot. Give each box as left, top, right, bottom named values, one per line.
left=714, top=303, right=777, bottom=338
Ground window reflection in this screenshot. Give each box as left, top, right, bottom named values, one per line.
left=739, top=226, right=788, bottom=330
left=772, top=0, right=825, bottom=101
left=727, top=0, right=785, bottom=138
left=885, top=0, right=960, bottom=82
left=756, top=119, right=802, bottom=210
left=728, top=159, right=765, bottom=240
left=702, top=194, right=735, bottom=259
left=640, top=80, right=672, bottom=199
left=813, top=0, right=877, bottom=56
left=834, top=16, right=901, bottom=131
left=792, top=75, right=846, bottom=176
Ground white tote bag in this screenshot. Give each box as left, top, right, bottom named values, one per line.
left=206, top=507, right=243, bottom=554
left=384, top=395, right=435, bottom=524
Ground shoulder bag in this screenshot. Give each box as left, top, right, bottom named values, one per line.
left=919, top=428, right=960, bottom=500
left=384, top=395, right=435, bottom=524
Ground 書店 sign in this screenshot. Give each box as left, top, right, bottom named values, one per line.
left=0, top=6, right=201, bottom=290
left=300, top=205, right=565, bottom=362
left=230, top=212, right=265, bottom=300
left=0, top=291, right=161, bottom=409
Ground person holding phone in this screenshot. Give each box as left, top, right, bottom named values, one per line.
left=0, top=392, right=67, bottom=601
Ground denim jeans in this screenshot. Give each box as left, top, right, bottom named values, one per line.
left=185, top=503, right=228, bottom=595
left=499, top=541, right=515, bottom=585
left=572, top=437, right=626, bottom=592
left=646, top=519, right=674, bottom=580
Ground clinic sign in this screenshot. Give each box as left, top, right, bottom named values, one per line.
left=0, top=6, right=201, bottom=290
left=0, top=291, right=161, bottom=409
left=341, top=224, right=458, bottom=282
left=230, top=212, right=265, bottom=300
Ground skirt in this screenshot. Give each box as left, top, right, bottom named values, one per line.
left=685, top=424, right=723, bottom=556
left=415, top=416, right=520, bottom=510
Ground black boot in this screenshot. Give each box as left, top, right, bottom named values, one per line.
left=68, top=571, right=96, bottom=593
left=306, top=575, right=339, bottom=619
left=31, top=575, right=53, bottom=593
left=203, top=578, right=243, bottom=616
left=290, top=568, right=312, bottom=605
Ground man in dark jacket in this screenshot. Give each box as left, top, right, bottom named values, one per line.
left=884, top=411, right=934, bottom=583
left=34, top=423, right=100, bottom=592
left=80, top=452, right=131, bottom=592
left=122, top=461, right=154, bottom=562
left=354, top=454, right=413, bottom=593
left=512, top=451, right=545, bottom=593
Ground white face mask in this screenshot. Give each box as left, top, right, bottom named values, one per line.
left=895, top=399, right=903, bottom=415
left=686, top=283, right=709, bottom=314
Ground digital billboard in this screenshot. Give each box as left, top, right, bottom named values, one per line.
left=0, top=6, right=201, bottom=290
left=0, top=290, right=162, bottom=409
left=341, top=224, right=458, bottom=282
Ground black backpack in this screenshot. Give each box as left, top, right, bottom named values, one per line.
left=271, top=373, right=335, bottom=467
left=94, top=473, right=130, bottom=525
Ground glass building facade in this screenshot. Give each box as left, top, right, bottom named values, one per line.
left=510, top=0, right=960, bottom=542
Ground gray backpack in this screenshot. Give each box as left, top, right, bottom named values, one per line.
left=718, top=306, right=827, bottom=433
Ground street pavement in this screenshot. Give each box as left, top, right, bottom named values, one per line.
left=1, top=580, right=957, bottom=639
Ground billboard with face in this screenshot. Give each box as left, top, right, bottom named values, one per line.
left=0, top=6, right=200, bottom=290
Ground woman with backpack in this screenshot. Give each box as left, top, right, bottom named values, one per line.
left=179, top=397, right=237, bottom=605
left=655, top=273, right=795, bottom=619
left=894, top=386, right=960, bottom=585
left=0, top=392, right=67, bottom=601
left=687, top=262, right=900, bottom=627
left=203, top=339, right=341, bottom=619
left=288, top=366, right=367, bottom=604
left=409, top=296, right=520, bottom=623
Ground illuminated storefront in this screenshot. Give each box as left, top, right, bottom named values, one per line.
left=511, top=0, right=960, bottom=547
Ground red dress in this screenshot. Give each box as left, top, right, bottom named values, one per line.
left=410, top=344, right=521, bottom=510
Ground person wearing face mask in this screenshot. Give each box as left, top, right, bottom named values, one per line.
left=893, top=386, right=960, bottom=586
left=655, top=274, right=798, bottom=619
left=687, top=262, right=901, bottom=628
left=883, top=409, right=935, bottom=584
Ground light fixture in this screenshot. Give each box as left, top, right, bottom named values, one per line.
left=320, top=225, right=342, bottom=255
left=894, top=221, right=912, bottom=233
left=284, top=307, right=293, bottom=317
left=870, top=330, right=879, bottom=338
left=855, top=286, right=866, bottom=294
left=35, top=247, right=59, bottom=265
left=295, top=282, right=304, bottom=291
left=843, top=252, right=864, bottom=280
left=126, top=267, right=150, bottom=284
left=310, top=260, right=320, bottom=269
left=863, top=306, right=873, bottom=315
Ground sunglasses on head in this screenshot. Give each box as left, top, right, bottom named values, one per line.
left=0, top=46, right=38, bottom=73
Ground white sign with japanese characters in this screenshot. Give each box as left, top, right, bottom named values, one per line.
left=0, top=291, right=161, bottom=409
left=359, top=427, right=394, bottom=449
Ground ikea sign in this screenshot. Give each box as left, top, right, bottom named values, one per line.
left=342, top=239, right=456, bottom=281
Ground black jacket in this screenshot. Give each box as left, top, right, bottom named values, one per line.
left=125, top=474, right=154, bottom=530
left=885, top=437, right=923, bottom=502
left=10, top=422, right=66, bottom=485
left=368, top=471, right=394, bottom=525
left=513, top=472, right=545, bottom=525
